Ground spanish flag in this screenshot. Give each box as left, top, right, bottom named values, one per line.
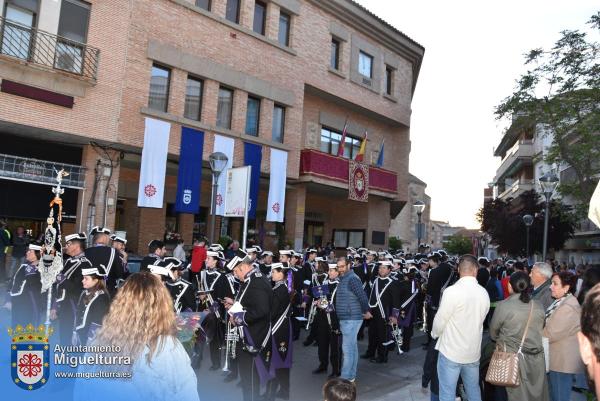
left=355, top=131, right=368, bottom=162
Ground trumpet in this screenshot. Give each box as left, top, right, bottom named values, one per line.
left=222, top=321, right=239, bottom=372
left=306, top=296, right=329, bottom=330
left=390, top=321, right=404, bottom=355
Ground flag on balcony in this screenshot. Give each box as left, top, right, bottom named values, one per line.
left=354, top=131, right=368, bottom=162
left=336, top=119, right=349, bottom=157
left=376, top=138, right=385, bottom=167
left=138, top=117, right=171, bottom=208
left=213, top=135, right=235, bottom=216
left=175, top=127, right=204, bottom=214
left=590, top=179, right=600, bottom=229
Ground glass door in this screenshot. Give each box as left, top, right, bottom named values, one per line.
left=2, top=4, right=35, bottom=60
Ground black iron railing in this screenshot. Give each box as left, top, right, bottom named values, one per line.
left=0, top=16, right=99, bottom=81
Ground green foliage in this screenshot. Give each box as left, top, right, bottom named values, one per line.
left=445, top=236, right=473, bottom=256
left=218, top=235, right=232, bottom=250
left=477, top=190, right=577, bottom=255
left=495, top=12, right=600, bottom=216
left=388, top=236, right=402, bottom=251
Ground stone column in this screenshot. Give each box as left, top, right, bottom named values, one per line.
left=284, top=184, right=306, bottom=250
left=137, top=207, right=166, bottom=255
left=177, top=213, right=195, bottom=245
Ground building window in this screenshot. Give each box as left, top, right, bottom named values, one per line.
left=385, top=65, right=393, bottom=95
left=225, top=0, right=240, bottom=23
left=184, top=76, right=203, bottom=121
left=358, top=51, right=373, bottom=78
left=330, top=38, right=340, bottom=70
left=253, top=1, right=266, bottom=35
left=1, top=0, right=39, bottom=60
left=333, top=229, right=365, bottom=248
left=272, top=105, right=285, bottom=143
left=195, top=0, right=210, bottom=11
left=148, top=64, right=170, bottom=112
left=55, top=0, right=90, bottom=74
left=245, top=96, right=261, bottom=136
left=320, top=127, right=360, bottom=159
left=216, top=87, right=234, bottom=129
left=278, top=12, right=290, bottom=47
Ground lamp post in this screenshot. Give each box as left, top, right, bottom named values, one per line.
left=413, top=200, right=426, bottom=252
left=208, top=152, right=229, bottom=244
left=539, top=171, right=559, bottom=262
left=522, top=214, right=533, bottom=263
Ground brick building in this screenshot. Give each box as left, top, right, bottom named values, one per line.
left=0, top=0, right=424, bottom=254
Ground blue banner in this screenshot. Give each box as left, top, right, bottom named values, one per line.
left=175, top=127, right=204, bottom=213
left=244, top=142, right=262, bottom=219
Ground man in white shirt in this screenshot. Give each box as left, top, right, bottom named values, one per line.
left=173, top=239, right=186, bottom=262
left=431, top=254, right=489, bottom=401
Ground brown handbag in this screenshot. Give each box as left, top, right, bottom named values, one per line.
left=485, top=302, right=534, bottom=387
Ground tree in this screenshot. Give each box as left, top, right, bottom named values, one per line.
left=477, top=190, right=576, bottom=256
left=445, top=236, right=473, bottom=256
left=495, top=12, right=600, bottom=216
left=388, top=236, right=403, bottom=251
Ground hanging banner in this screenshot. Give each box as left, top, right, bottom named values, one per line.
left=224, top=166, right=251, bottom=217
left=348, top=160, right=369, bottom=202
left=138, top=117, right=171, bottom=208
left=266, top=149, right=288, bottom=222
left=175, top=127, right=204, bottom=213
left=213, top=135, right=235, bottom=216
left=590, top=179, right=600, bottom=229
left=244, top=142, right=262, bottom=219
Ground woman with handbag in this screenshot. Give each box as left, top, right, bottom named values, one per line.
left=544, top=271, right=585, bottom=401
left=489, top=271, right=548, bottom=401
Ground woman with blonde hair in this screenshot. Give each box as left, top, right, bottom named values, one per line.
left=74, top=272, right=199, bottom=401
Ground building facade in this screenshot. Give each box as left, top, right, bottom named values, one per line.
left=388, top=173, right=431, bottom=252
left=0, top=0, right=424, bottom=254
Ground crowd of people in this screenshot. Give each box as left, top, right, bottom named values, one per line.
left=2, top=220, right=600, bottom=401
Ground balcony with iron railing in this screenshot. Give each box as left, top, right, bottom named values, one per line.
left=0, top=16, right=99, bottom=82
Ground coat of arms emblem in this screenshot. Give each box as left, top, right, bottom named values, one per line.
left=8, top=324, right=53, bottom=391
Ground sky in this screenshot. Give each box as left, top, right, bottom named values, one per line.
left=355, top=0, right=598, bottom=229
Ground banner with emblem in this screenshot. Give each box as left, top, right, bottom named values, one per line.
left=138, top=117, right=171, bottom=208
left=175, top=127, right=204, bottom=213
left=349, top=160, right=369, bottom=202
left=266, top=148, right=287, bottom=222
left=213, top=135, right=235, bottom=216
left=244, top=142, right=262, bottom=219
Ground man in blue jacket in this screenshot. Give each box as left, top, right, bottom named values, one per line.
left=334, top=257, right=371, bottom=383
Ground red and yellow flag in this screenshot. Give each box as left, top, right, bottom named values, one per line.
left=354, top=131, right=368, bottom=162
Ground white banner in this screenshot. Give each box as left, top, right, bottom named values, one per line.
left=137, top=117, right=171, bottom=208
left=224, top=166, right=251, bottom=217
left=590, top=179, right=600, bottom=229
left=213, top=135, right=235, bottom=216
left=266, top=148, right=288, bottom=222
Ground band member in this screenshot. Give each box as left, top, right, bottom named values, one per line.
left=110, top=234, right=128, bottom=268
left=266, top=262, right=292, bottom=401
left=198, top=250, right=233, bottom=370
left=224, top=250, right=273, bottom=401
left=84, top=226, right=124, bottom=295
left=302, top=249, right=318, bottom=283
left=149, top=257, right=196, bottom=313
left=246, top=246, right=262, bottom=271
left=259, top=251, right=274, bottom=276
left=140, top=239, right=166, bottom=272
left=395, top=266, right=420, bottom=352
left=73, top=264, right=110, bottom=345
left=287, top=251, right=305, bottom=341
left=362, top=261, right=399, bottom=363
left=10, top=244, right=43, bottom=326
left=303, top=259, right=328, bottom=347
left=313, top=264, right=342, bottom=378
left=424, top=252, right=453, bottom=347
left=53, top=232, right=92, bottom=345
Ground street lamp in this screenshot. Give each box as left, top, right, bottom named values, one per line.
left=413, top=200, right=426, bottom=252
left=539, top=171, right=559, bottom=262
left=522, top=214, right=533, bottom=264
left=209, top=152, right=229, bottom=244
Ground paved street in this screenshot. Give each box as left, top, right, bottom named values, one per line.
left=197, top=329, right=431, bottom=401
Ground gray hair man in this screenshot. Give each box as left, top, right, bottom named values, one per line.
left=530, top=262, right=554, bottom=310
